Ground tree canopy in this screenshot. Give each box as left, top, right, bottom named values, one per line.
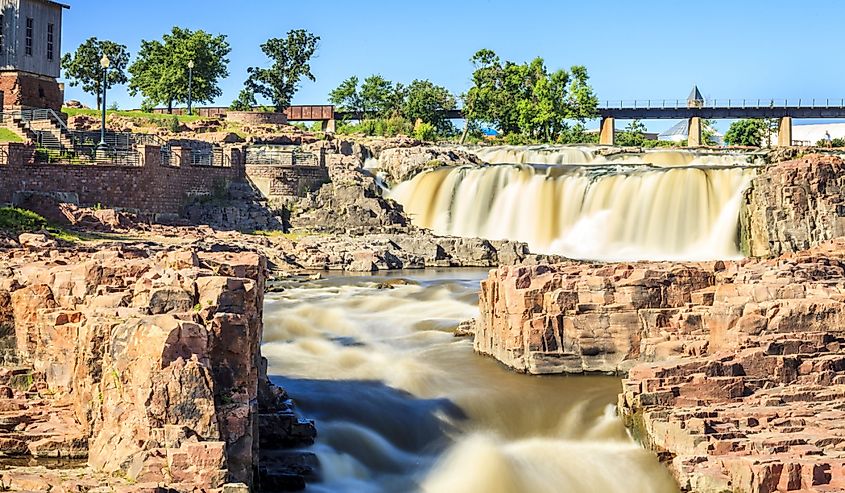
left=244, top=29, right=320, bottom=112
left=128, top=27, right=231, bottom=113
left=61, top=37, right=130, bottom=110
left=402, top=80, right=456, bottom=134
left=615, top=120, right=649, bottom=147
left=724, top=119, right=772, bottom=147
left=463, top=49, right=598, bottom=141
left=328, top=76, right=362, bottom=114
left=329, top=75, right=456, bottom=134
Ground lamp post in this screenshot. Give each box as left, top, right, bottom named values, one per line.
left=187, top=60, right=194, bottom=116
left=98, top=54, right=111, bottom=150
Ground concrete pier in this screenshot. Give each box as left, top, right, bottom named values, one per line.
left=778, top=116, right=793, bottom=146
left=600, top=117, right=615, bottom=145
left=688, top=117, right=702, bottom=146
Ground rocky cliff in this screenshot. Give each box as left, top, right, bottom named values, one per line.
left=741, top=154, right=845, bottom=257
left=0, top=243, right=314, bottom=491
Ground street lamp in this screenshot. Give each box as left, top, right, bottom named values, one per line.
left=98, top=54, right=111, bottom=150
left=187, top=60, right=194, bottom=116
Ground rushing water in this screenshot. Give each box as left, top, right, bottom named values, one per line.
left=263, top=271, right=679, bottom=493
left=385, top=146, right=759, bottom=261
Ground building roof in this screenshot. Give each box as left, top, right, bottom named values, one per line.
left=688, top=85, right=703, bottom=103
left=34, top=0, right=70, bottom=9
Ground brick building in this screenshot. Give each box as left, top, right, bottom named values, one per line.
left=0, top=0, right=67, bottom=111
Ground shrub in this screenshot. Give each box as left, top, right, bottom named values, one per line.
left=0, top=207, right=48, bottom=232
left=413, top=121, right=437, bottom=142
left=168, top=115, right=181, bottom=133
left=503, top=133, right=531, bottom=145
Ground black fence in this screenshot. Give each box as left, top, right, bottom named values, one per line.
left=191, top=147, right=231, bottom=167
left=244, top=146, right=320, bottom=166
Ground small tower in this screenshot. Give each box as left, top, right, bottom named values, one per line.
left=687, top=85, right=704, bottom=108
left=0, top=0, right=69, bottom=112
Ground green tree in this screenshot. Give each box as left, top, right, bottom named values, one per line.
left=128, top=27, right=231, bottom=113
left=463, top=49, right=598, bottom=142
left=230, top=88, right=256, bottom=111
left=723, top=119, right=770, bottom=147
left=61, top=37, right=130, bottom=111
left=360, top=75, right=399, bottom=118
left=328, top=76, right=363, bottom=116
left=245, top=29, right=320, bottom=112
left=402, top=79, right=456, bottom=134
left=616, top=120, right=648, bottom=147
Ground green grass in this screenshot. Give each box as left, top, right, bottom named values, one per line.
left=0, top=128, right=23, bottom=143
left=63, top=107, right=208, bottom=123
left=0, top=207, right=47, bottom=232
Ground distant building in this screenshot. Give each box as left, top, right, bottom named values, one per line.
left=769, top=122, right=845, bottom=146
left=0, top=0, right=68, bottom=111
left=658, top=119, right=724, bottom=145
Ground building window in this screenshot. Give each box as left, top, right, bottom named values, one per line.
left=47, top=23, right=54, bottom=60
left=25, top=18, right=33, bottom=56
left=0, top=15, right=5, bottom=52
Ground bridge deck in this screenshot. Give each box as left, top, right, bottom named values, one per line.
left=599, top=99, right=845, bottom=119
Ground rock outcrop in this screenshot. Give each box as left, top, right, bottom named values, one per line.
left=475, top=261, right=719, bottom=374
left=284, top=233, right=528, bottom=272
left=741, top=154, right=845, bottom=258
left=376, top=146, right=484, bottom=184
left=0, top=245, right=315, bottom=492
left=475, top=239, right=845, bottom=492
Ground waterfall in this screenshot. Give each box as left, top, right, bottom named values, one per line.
left=388, top=161, right=758, bottom=261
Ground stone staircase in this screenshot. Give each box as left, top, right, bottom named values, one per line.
left=0, top=109, right=75, bottom=151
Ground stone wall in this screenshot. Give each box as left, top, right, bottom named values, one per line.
left=0, top=143, right=245, bottom=216
left=740, top=154, right=845, bottom=257
left=246, top=164, right=329, bottom=199
left=0, top=72, right=64, bottom=112
left=226, top=111, right=288, bottom=126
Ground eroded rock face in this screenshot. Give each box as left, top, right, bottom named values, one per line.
left=741, top=154, right=845, bottom=257
left=282, top=233, right=528, bottom=271
left=476, top=239, right=845, bottom=492
left=376, top=146, right=484, bottom=184
left=475, top=261, right=721, bottom=374
left=0, top=246, right=309, bottom=491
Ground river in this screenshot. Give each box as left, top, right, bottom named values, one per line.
left=263, top=269, right=679, bottom=493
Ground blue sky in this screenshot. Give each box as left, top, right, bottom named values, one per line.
left=61, top=0, right=845, bottom=131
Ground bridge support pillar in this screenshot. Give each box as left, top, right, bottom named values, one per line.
left=321, top=119, right=336, bottom=133
left=688, top=117, right=702, bottom=147
left=599, top=117, right=615, bottom=145
left=777, top=116, right=793, bottom=146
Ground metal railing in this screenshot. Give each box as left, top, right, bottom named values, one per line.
left=34, top=147, right=142, bottom=166
left=244, top=146, right=320, bottom=166
left=160, top=147, right=182, bottom=167
left=191, top=146, right=231, bottom=167
left=599, top=98, right=845, bottom=109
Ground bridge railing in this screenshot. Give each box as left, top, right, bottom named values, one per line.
left=599, top=98, right=845, bottom=109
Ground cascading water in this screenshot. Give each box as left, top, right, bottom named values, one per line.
left=263, top=272, right=680, bottom=493
left=386, top=147, right=759, bottom=261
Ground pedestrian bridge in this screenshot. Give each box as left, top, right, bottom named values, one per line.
left=598, top=97, right=845, bottom=146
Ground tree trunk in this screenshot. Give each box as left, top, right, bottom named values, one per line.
left=460, top=122, right=470, bottom=145
left=167, top=100, right=173, bottom=114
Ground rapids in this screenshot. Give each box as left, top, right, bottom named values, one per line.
left=263, top=271, right=679, bottom=493
left=386, top=146, right=760, bottom=261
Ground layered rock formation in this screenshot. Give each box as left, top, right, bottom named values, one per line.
left=476, top=239, right=845, bottom=492
left=0, top=243, right=315, bottom=491
left=741, top=154, right=845, bottom=257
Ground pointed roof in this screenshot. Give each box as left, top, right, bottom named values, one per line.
left=688, top=85, right=704, bottom=103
